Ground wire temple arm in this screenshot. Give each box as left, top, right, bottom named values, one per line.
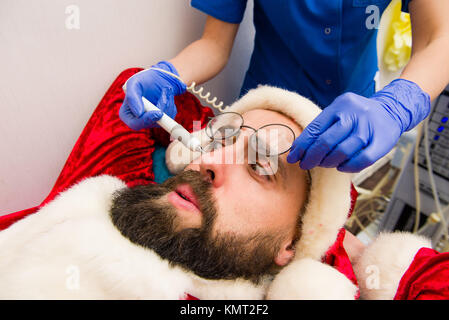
left=149, top=67, right=229, bottom=112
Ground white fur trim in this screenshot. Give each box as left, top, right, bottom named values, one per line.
left=165, top=129, right=207, bottom=174
left=166, top=86, right=353, bottom=260
left=266, top=258, right=357, bottom=300
left=189, top=276, right=268, bottom=300
left=0, top=175, right=264, bottom=299
left=353, top=232, right=431, bottom=300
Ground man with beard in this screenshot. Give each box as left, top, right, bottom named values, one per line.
left=110, top=107, right=311, bottom=285
left=0, top=85, right=364, bottom=299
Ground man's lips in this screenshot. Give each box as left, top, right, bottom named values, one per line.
left=167, top=184, right=202, bottom=215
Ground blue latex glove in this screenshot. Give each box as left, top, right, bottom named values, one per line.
left=287, top=79, right=431, bottom=172
left=119, top=61, right=186, bottom=130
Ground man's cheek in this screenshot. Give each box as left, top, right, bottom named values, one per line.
left=208, top=184, right=258, bottom=235
left=208, top=199, right=234, bottom=237
left=210, top=206, right=250, bottom=237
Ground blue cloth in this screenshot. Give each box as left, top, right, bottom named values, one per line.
left=152, top=145, right=174, bottom=184
left=191, top=0, right=413, bottom=108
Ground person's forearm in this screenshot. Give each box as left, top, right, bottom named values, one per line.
left=400, top=0, right=449, bottom=100
left=169, top=16, right=239, bottom=87
left=401, top=36, right=449, bottom=100
left=169, top=38, right=232, bottom=86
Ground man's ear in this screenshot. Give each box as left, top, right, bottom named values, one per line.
left=274, top=239, right=295, bottom=266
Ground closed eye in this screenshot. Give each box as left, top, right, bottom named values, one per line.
left=249, top=162, right=273, bottom=181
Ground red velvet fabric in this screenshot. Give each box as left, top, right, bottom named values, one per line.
left=0, top=67, right=360, bottom=298
left=394, top=248, right=449, bottom=300
left=0, top=206, right=40, bottom=231
left=184, top=294, right=200, bottom=300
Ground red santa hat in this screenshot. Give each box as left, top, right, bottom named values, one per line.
left=166, top=85, right=358, bottom=299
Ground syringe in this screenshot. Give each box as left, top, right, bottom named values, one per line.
left=122, top=84, right=203, bottom=153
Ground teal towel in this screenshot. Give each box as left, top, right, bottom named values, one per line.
left=152, top=145, right=174, bottom=184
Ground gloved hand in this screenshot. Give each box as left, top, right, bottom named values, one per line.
left=119, top=61, right=186, bottom=130
left=287, top=79, right=431, bottom=172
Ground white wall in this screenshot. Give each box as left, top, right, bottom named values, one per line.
left=0, top=0, right=255, bottom=214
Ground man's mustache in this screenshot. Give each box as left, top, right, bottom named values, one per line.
left=110, top=168, right=280, bottom=283
left=164, top=170, right=215, bottom=218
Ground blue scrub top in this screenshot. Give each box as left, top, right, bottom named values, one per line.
left=191, top=0, right=412, bottom=108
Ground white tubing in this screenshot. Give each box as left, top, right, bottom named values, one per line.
left=142, top=96, right=203, bottom=152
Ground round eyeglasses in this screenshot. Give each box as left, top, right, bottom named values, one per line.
left=203, top=112, right=296, bottom=157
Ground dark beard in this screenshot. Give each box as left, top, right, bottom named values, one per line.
left=109, top=170, right=283, bottom=284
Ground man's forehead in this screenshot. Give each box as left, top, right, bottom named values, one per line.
left=241, top=109, right=301, bottom=136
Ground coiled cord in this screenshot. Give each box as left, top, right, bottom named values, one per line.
left=149, top=67, right=229, bottom=112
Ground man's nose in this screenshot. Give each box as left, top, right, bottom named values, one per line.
left=189, top=135, right=248, bottom=188
left=195, top=150, right=227, bottom=188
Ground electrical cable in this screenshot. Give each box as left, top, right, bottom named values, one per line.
left=149, top=67, right=230, bottom=112
left=422, top=117, right=449, bottom=243
left=413, top=123, right=422, bottom=233
left=347, top=167, right=398, bottom=237
left=419, top=204, right=449, bottom=236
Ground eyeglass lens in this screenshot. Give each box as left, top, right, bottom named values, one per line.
left=204, top=113, right=295, bottom=156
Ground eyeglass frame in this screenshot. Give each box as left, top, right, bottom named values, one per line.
left=204, top=112, right=296, bottom=156
left=202, top=112, right=312, bottom=182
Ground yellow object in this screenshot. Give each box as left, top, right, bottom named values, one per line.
left=429, top=212, right=441, bottom=224
left=382, top=0, right=412, bottom=72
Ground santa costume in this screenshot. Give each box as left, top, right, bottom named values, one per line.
left=0, top=68, right=448, bottom=299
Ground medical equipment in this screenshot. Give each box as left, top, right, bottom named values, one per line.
left=379, top=85, right=449, bottom=248
left=126, top=65, right=236, bottom=152
left=122, top=65, right=235, bottom=152
left=122, top=81, right=203, bottom=153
